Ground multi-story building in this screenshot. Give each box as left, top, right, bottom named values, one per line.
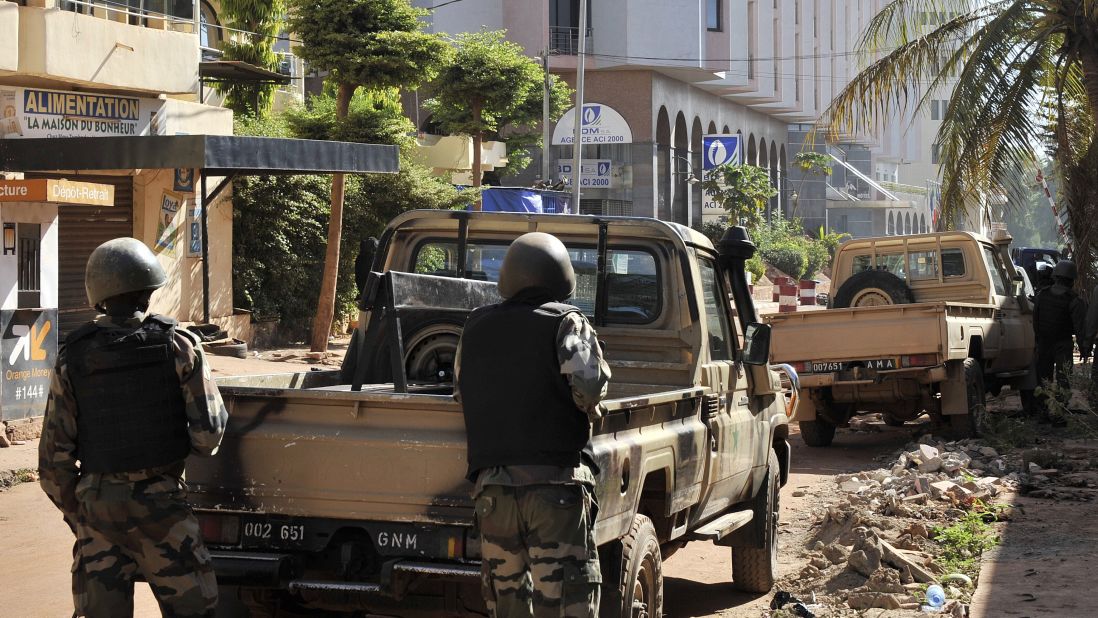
left=417, top=0, right=944, bottom=238
left=0, top=0, right=238, bottom=334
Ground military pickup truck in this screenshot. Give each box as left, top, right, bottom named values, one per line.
left=766, top=229, right=1035, bottom=446
left=188, top=211, right=794, bottom=617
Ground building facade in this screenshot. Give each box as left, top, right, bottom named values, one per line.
left=0, top=0, right=241, bottom=335
left=417, top=0, right=948, bottom=238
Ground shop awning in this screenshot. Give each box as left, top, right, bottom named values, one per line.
left=0, top=135, right=400, bottom=323
left=199, top=61, right=292, bottom=85
left=0, top=135, right=399, bottom=176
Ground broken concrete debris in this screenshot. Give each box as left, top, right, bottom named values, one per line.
left=775, top=434, right=1027, bottom=615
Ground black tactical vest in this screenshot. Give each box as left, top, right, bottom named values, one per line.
left=66, top=315, right=190, bottom=473
left=1036, top=286, right=1077, bottom=342
left=459, top=301, right=591, bottom=480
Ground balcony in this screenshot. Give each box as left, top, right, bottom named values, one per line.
left=9, top=0, right=199, bottom=95
left=549, top=26, right=593, bottom=55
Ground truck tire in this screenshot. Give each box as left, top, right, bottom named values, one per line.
left=615, top=514, right=663, bottom=618
left=948, top=358, right=987, bottom=438
left=731, top=449, right=779, bottom=593
left=798, top=419, right=836, bottom=447
left=881, top=413, right=906, bottom=427
left=831, top=271, right=915, bottom=308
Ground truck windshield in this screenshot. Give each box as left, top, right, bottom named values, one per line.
left=412, top=240, right=661, bottom=324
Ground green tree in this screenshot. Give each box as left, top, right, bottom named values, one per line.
left=233, top=95, right=472, bottom=340
left=287, top=0, right=452, bottom=352
left=425, top=30, right=572, bottom=208
left=701, top=163, right=778, bottom=227
left=823, top=0, right=1098, bottom=289
left=791, top=151, right=832, bottom=219
left=216, top=0, right=285, bottom=116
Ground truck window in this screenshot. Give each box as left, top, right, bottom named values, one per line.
left=852, top=253, right=905, bottom=278
left=412, top=241, right=660, bottom=324
left=908, top=251, right=939, bottom=280
left=942, top=248, right=965, bottom=277
left=983, top=246, right=1009, bottom=295
left=699, top=258, right=733, bottom=361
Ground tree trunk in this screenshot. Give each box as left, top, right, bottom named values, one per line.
left=310, top=82, right=355, bottom=353
left=1067, top=50, right=1098, bottom=291
left=471, top=102, right=483, bottom=211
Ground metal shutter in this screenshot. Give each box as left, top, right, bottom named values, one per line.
left=28, top=175, right=135, bottom=335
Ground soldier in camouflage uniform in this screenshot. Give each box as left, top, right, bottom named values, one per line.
left=39, top=237, right=228, bottom=618
left=455, top=232, right=611, bottom=618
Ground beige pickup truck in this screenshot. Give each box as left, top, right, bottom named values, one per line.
left=766, top=230, right=1035, bottom=446
left=187, top=211, right=794, bottom=617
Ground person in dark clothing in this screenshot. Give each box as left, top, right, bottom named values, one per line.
left=1032, top=260, right=1087, bottom=419
left=455, top=232, right=611, bottom=618
left=1084, top=282, right=1097, bottom=407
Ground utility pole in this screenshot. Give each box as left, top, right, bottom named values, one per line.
left=542, top=47, right=551, bottom=184
left=570, top=0, right=587, bottom=212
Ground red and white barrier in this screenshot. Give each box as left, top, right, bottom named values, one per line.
left=778, top=281, right=799, bottom=312
left=799, top=279, right=818, bottom=305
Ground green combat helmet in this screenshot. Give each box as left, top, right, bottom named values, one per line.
left=85, top=237, right=167, bottom=308
left=497, top=232, right=576, bottom=301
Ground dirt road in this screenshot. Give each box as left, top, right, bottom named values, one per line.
left=661, top=422, right=918, bottom=617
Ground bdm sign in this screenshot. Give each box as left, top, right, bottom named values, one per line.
left=701, top=134, right=743, bottom=222
left=1, top=309, right=57, bottom=421
left=552, top=104, right=634, bottom=145
left=1, top=87, right=161, bottom=139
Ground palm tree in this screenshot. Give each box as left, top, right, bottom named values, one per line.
left=823, top=0, right=1097, bottom=288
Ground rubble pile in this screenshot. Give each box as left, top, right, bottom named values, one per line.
left=775, top=435, right=1019, bottom=616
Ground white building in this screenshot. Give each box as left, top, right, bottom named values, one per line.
left=416, top=0, right=943, bottom=238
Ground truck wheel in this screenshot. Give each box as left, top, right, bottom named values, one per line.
left=616, top=514, right=663, bottom=618
left=1020, top=389, right=1037, bottom=415
left=831, top=271, right=915, bottom=308
left=948, top=358, right=987, bottom=438
left=731, top=449, right=779, bottom=593
left=798, top=419, right=836, bottom=447
left=881, top=413, right=906, bottom=427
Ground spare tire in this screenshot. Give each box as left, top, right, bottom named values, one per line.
left=832, top=270, right=915, bottom=308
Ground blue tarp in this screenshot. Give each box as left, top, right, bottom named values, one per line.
left=477, top=187, right=572, bottom=214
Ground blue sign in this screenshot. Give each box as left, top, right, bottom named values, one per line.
left=702, top=135, right=742, bottom=170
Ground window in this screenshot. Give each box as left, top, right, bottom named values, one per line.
left=931, top=99, right=948, bottom=121
left=942, top=248, right=965, bottom=277
left=983, top=246, right=1009, bottom=295
left=908, top=251, right=938, bottom=280
left=412, top=241, right=660, bottom=324
left=707, top=0, right=722, bottom=31
left=699, top=258, right=733, bottom=361
left=931, top=143, right=941, bottom=164
left=852, top=253, right=905, bottom=278
left=17, top=224, right=40, bottom=309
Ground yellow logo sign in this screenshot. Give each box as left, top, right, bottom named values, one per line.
left=8, top=320, right=51, bottom=365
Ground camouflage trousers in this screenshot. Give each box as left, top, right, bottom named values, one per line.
left=72, top=482, right=217, bottom=617
left=475, top=484, right=601, bottom=618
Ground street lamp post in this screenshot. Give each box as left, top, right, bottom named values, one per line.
left=570, top=0, right=588, bottom=212
left=541, top=47, right=551, bottom=184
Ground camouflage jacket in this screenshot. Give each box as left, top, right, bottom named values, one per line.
left=38, top=314, right=228, bottom=530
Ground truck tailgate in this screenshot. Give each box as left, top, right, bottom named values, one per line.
left=765, top=302, right=949, bottom=364
left=187, top=380, right=474, bottom=525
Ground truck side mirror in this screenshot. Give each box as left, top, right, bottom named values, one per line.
left=742, top=322, right=771, bottom=366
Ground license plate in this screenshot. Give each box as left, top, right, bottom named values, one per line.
left=810, top=358, right=897, bottom=373
left=240, top=518, right=307, bottom=548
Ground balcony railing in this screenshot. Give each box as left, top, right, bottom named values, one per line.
left=60, top=0, right=193, bottom=33
left=549, top=26, right=593, bottom=55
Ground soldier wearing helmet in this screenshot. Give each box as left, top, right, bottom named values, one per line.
left=38, top=238, right=227, bottom=617
left=1032, top=260, right=1087, bottom=419
left=455, top=232, right=611, bottom=618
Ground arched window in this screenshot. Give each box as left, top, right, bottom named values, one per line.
left=887, top=211, right=895, bottom=235
left=200, top=2, right=222, bottom=54
left=905, top=212, right=912, bottom=234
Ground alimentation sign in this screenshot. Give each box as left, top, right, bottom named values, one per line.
left=1, top=87, right=161, bottom=139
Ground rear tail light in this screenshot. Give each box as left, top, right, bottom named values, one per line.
left=792, top=361, right=813, bottom=373
left=198, top=513, right=240, bottom=545
left=901, top=354, right=938, bottom=368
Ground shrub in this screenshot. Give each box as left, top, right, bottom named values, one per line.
left=760, top=241, right=808, bottom=280
left=802, top=239, right=830, bottom=279
left=746, top=254, right=766, bottom=283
